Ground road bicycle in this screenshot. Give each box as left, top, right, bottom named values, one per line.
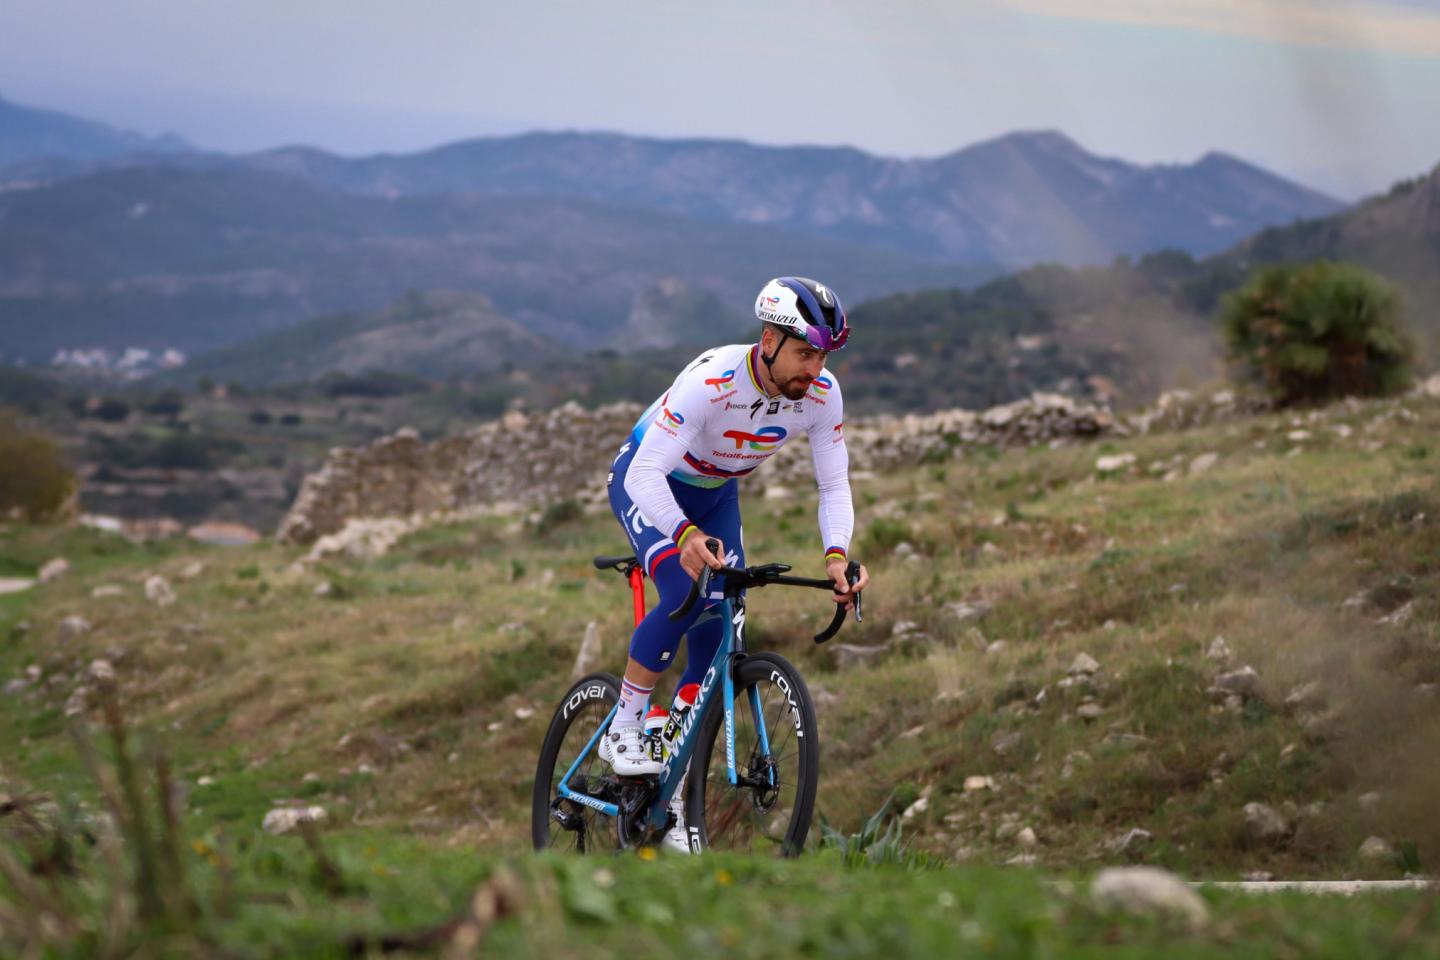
left=531, top=539, right=861, bottom=855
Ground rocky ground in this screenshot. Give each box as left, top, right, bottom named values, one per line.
left=3, top=383, right=1439, bottom=954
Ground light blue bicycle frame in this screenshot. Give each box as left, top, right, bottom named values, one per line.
left=554, top=593, right=777, bottom=834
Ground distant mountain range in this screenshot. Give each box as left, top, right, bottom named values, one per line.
left=174, top=160, right=1440, bottom=409
left=2, top=98, right=1342, bottom=267
left=0, top=94, right=188, bottom=169
left=0, top=165, right=980, bottom=363
left=230, top=130, right=1342, bottom=266
left=2, top=94, right=1406, bottom=405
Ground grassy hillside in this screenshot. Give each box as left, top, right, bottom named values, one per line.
left=842, top=253, right=1230, bottom=410
left=3, top=391, right=1439, bottom=953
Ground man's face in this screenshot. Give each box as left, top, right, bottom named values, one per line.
left=765, top=331, right=828, bottom=401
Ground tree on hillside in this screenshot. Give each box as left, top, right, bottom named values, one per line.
left=1222, top=261, right=1415, bottom=407
left=0, top=412, right=76, bottom=521
left=94, top=397, right=131, bottom=422
left=145, top=389, right=185, bottom=418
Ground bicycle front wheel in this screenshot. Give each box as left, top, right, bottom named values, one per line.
left=687, top=652, right=819, bottom=856
left=531, top=671, right=622, bottom=854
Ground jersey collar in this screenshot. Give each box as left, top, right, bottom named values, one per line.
left=746, top=344, right=768, bottom=396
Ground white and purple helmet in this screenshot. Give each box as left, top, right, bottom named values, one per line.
left=754, top=277, right=850, bottom=352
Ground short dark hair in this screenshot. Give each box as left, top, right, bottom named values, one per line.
left=760, top=321, right=791, bottom=343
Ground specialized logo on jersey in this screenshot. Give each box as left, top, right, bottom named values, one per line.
left=808, top=375, right=833, bottom=397
left=721, top=426, right=787, bottom=451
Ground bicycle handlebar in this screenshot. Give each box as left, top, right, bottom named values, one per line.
left=667, top=538, right=863, bottom=643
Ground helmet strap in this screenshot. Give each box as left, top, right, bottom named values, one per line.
left=761, top=328, right=792, bottom=371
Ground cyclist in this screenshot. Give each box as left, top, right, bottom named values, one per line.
left=603, top=276, right=870, bottom=852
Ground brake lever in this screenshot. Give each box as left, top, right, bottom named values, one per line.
left=847, top=560, right=863, bottom=623
left=814, top=559, right=864, bottom=643
left=667, top=537, right=722, bottom=622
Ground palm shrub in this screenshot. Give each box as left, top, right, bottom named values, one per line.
left=1221, top=261, right=1415, bottom=406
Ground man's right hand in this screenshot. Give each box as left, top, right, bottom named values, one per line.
left=679, top=531, right=725, bottom=581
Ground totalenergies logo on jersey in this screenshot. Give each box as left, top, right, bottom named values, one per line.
left=808, top=375, right=833, bottom=397
left=721, top=426, right=787, bottom=451
left=658, top=406, right=685, bottom=427
left=704, top=370, right=736, bottom=393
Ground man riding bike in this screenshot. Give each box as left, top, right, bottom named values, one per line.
left=603, top=275, right=871, bottom=852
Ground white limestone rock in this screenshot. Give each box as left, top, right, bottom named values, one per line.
left=570, top=621, right=605, bottom=681
left=1358, top=836, right=1393, bottom=863
left=1095, top=453, right=1136, bottom=474
left=38, top=557, right=70, bottom=583
left=1205, top=636, right=1232, bottom=661
left=56, top=615, right=92, bottom=642
left=144, top=575, right=176, bottom=607
left=261, top=806, right=328, bottom=835
left=1243, top=802, right=1290, bottom=844
left=1189, top=453, right=1219, bottom=476
left=1092, top=867, right=1209, bottom=928
left=1112, top=827, right=1153, bottom=855
left=1212, top=666, right=1259, bottom=697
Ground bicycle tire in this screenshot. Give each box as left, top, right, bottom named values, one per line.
left=687, top=652, right=819, bottom=856
left=531, top=671, right=623, bottom=853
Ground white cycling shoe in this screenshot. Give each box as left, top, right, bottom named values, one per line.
left=600, top=724, right=662, bottom=776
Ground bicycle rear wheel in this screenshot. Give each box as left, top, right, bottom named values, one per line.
left=687, top=652, right=819, bottom=856
left=531, top=671, right=623, bottom=853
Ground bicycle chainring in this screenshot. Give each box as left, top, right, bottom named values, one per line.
left=614, top=779, right=660, bottom=848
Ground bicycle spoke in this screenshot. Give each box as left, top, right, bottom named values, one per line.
left=699, top=661, right=813, bottom=855
left=542, top=700, right=619, bottom=854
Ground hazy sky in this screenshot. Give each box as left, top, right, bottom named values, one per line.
left=4, top=0, right=1440, bottom=199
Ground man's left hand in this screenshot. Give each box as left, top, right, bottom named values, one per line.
left=826, top=558, right=869, bottom=610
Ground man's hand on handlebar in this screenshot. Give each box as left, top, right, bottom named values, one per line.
left=826, top=557, right=869, bottom=610
left=680, top=531, right=725, bottom=581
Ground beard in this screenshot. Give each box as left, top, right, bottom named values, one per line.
left=780, top=378, right=810, bottom=401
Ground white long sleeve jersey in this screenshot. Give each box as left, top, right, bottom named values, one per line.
left=622, top=343, right=854, bottom=560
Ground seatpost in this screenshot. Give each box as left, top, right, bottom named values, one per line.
left=628, top=565, right=646, bottom=627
